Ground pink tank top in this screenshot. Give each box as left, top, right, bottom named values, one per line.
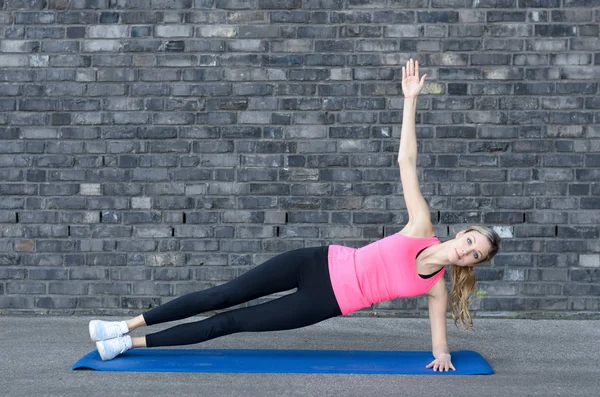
left=328, top=233, right=445, bottom=315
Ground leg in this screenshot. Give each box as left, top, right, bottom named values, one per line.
left=126, top=314, right=147, bottom=333
left=95, top=246, right=337, bottom=359
left=92, top=248, right=320, bottom=342
left=145, top=281, right=341, bottom=347
left=103, top=286, right=340, bottom=357
left=140, top=247, right=325, bottom=328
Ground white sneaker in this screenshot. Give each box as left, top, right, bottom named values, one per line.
left=89, top=320, right=129, bottom=342
left=96, top=335, right=132, bottom=361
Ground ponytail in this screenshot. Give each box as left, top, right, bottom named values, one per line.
left=449, top=266, right=476, bottom=330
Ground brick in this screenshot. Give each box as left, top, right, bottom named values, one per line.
left=579, top=254, right=600, bottom=268
left=196, top=25, right=237, bottom=38
left=133, top=226, right=172, bottom=238
left=564, top=284, right=600, bottom=296
left=552, top=9, right=593, bottom=22
left=277, top=226, right=319, bottom=238
left=236, top=226, right=275, bottom=239
left=155, top=25, right=193, bottom=38
left=261, top=239, right=304, bottom=252
left=7, top=282, right=46, bottom=295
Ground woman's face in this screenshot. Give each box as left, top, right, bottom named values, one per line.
left=449, top=230, right=492, bottom=267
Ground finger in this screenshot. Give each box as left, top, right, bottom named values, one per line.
left=415, top=60, right=419, bottom=77
left=402, top=66, right=405, bottom=80
left=410, top=58, right=414, bottom=76
left=420, top=74, right=427, bottom=85
left=450, top=364, right=456, bottom=371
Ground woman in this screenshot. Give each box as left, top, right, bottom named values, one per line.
left=89, top=59, right=500, bottom=372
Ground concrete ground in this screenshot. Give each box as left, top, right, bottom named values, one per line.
left=0, top=316, right=597, bottom=397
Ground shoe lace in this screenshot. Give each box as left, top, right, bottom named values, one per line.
left=117, top=338, right=129, bottom=354
left=106, top=322, right=121, bottom=336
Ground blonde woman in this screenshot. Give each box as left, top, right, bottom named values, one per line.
left=89, top=59, right=500, bottom=372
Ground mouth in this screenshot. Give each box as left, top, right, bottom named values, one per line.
left=455, top=249, right=461, bottom=260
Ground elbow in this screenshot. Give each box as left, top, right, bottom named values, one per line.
left=397, top=156, right=416, bottom=165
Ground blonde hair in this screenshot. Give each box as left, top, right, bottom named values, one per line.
left=449, top=225, right=501, bottom=330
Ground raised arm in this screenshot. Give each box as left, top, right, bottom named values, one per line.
left=398, top=59, right=431, bottom=234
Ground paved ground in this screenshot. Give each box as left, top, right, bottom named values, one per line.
left=0, top=315, right=597, bottom=397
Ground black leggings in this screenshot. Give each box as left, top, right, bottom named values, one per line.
left=143, top=246, right=342, bottom=347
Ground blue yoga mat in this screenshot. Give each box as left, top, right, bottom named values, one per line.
left=73, top=349, right=493, bottom=375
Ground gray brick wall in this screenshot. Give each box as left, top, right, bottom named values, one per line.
left=0, top=1, right=599, bottom=317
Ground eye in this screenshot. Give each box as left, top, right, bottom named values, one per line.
left=474, top=252, right=479, bottom=260
left=467, top=238, right=472, bottom=245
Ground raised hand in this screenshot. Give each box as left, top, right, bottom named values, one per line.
left=402, top=58, right=427, bottom=99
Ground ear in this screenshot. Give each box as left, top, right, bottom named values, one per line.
left=455, top=230, right=466, bottom=238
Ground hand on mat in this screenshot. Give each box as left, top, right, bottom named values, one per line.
left=402, top=58, right=427, bottom=99
left=426, top=354, right=455, bottom=372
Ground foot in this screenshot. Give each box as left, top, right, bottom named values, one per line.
left=89, top=320, right=129, bottom=342
left=96, top=335, right=132, bottom=361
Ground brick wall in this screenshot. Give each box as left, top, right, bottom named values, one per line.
left=0, top=0, right=599, bottom=316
